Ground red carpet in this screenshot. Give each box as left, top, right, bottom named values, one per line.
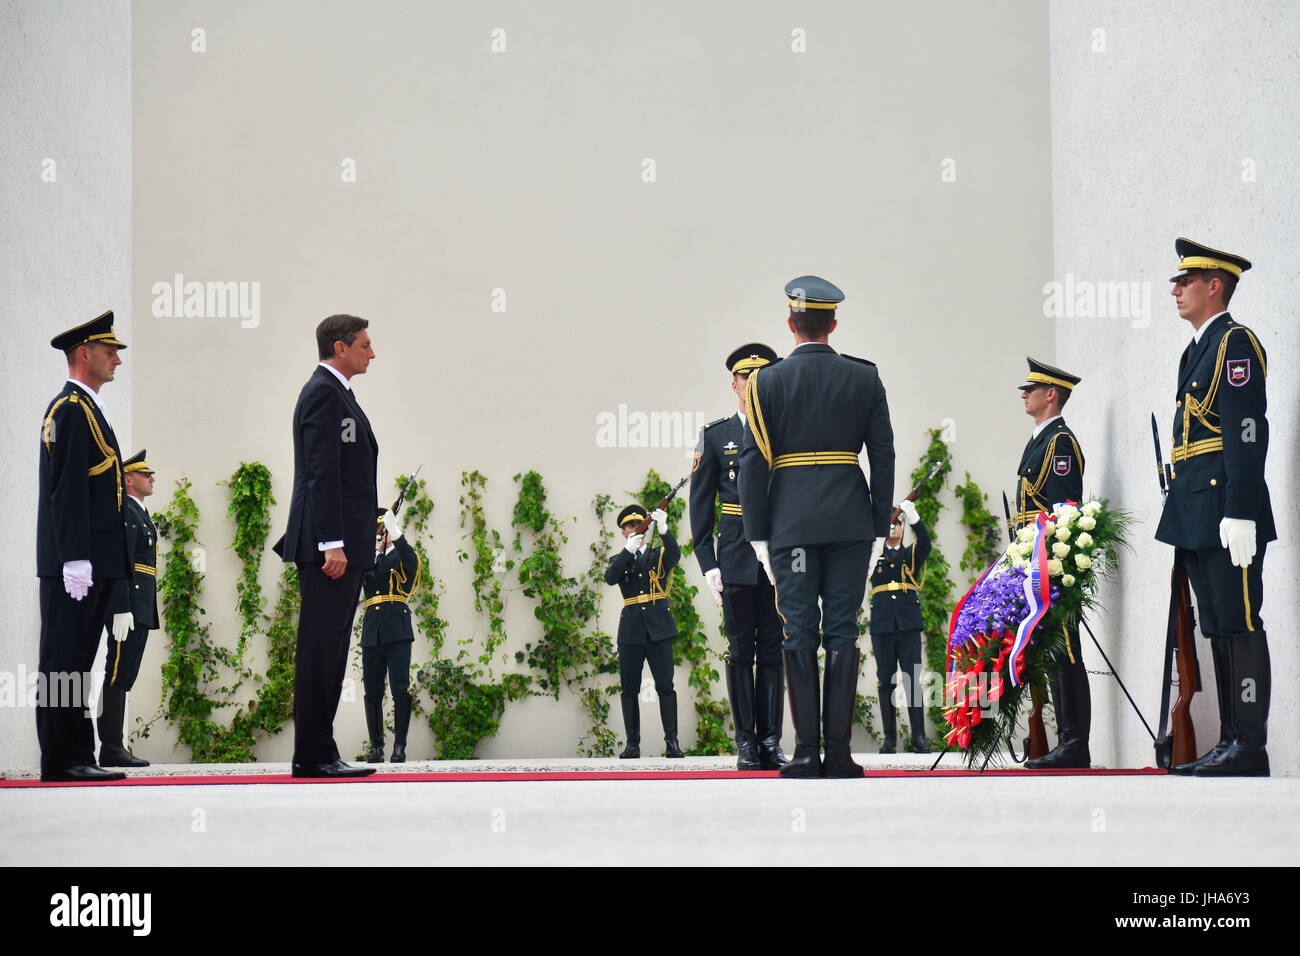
left=0, top=767, right=1168, bottom=788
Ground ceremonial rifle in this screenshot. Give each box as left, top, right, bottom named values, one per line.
left=1002, top=491, right=1048, bottom=763
left=1151, top=414, right=1200, bottom=769
left=889, top=461, right=943, bottom=525
left=627, top=476, right=690, bottom=539
left=376, top=466, right=423, bottom=561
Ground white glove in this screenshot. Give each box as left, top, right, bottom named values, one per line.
left=112, top=611, right=134, bottom=642
left=652, top=508, right=668, bottom=535
left=867, top=537, right=886, bottom=578
left=63, top=560, right=93, bottom=601
left=704, top=567, right=724, bottom=607
left=898, top=499, right=920, bottom=526
left=381, top=509, right=404, bottom=541
left=1219, top=517, right=1257, bottom=569
left=750, top=540, right=775, bottom=585
left=624, top=533, right=645, bottom=554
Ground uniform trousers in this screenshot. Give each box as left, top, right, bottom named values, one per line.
left=37, top=576, right=115, bottom=774
left=870, top=629, right=922, bottom=704
left=362, top=642, right=412, bottom=701
left=720, top=579, right=784, bottom=666
left=619, top=638, right=675, bottom=698
left=104, top=624, right=149, bottom=691
left=770, top=540, right=870, bottom=652
left=1181, top=542, right=1266, bottom=639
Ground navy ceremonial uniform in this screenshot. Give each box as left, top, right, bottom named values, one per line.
left=738, top=276, right=896, bottom=777
left=36, top=312, right=131, bottom=780
left=690, top=342, right=788, bottom=769
left=360, top=527, right=420, bottom=762
left=605, top=507, right=682, bottom=757
left=106, top=489, right=159, bottom=693
left=1156, top=237, right=1273, bottom=776
left=869, top=519, right=931, bottom=751
left=1016, top=359, right=1091, bottom=769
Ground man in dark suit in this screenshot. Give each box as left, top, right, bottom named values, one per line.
left=361, top=507, right=420, bottom=763
left=276, top=314, right=379, bottom=778
left=1157, top=239, right=1273, bottom=777
left=605, top=505, right=683, bottom=759
left=37, top=311, right=131, bottom=782
left=690, top=342, right=788, bottom=771
left=739, top=276, right=895, bottom=778
left=99, top=449, right=160, bottom=768
left=1013, top=358, right=1090, bottom=770
left=868, top=501, right=931, bottom=754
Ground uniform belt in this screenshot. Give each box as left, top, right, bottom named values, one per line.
left=1171, top=438, right=1223, bottom=463
left=364, top=594, right=408, bottom=608
left=871, top=581, right=918, bottom=596
left=771, top=451, right=859, bottom=470
left=623, top=592, right=667, bottom=607
left=1014, top=509, right=1046, bottom=526
left=720, top=503, right=743, bottom=516
left=134, top=563, right=156, bottom=577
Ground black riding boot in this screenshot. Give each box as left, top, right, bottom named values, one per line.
left=823, top=648, right=864, bottom=778
left=660, top=692, right=684, bottom=758
left=1195, top=632, right=1270, bottom=777
left=908, top=705, right=930, bottom=753
left=619, top=696, right=640, bottom=759
left=726, top=663, right=762, bottom=770
left=1026, top=641, right=1091, bottom=769
left=779, top=649, right=821, bottom=778
left=98, top=684, right=149, bottom=768
left=1172, top=637, right=1232, bottom=774
left=391, top=694, right=411, bottom=763
left=755, top=662, right=789, bottom=769
left=877, top=684, right=897, bottom=754
left=364, top=695, right=385, bottom=763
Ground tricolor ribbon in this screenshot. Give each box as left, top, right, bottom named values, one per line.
left=1008, top=512, right=1053, bottom=686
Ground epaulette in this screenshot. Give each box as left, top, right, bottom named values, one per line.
left=702, top=417, right=728, bottom=430
left=841, top=353, right=876, bottom=367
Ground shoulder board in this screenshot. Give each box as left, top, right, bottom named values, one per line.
left=840, top=353, right=876, bottom=367
left=702, top=417, right=728, bottom=430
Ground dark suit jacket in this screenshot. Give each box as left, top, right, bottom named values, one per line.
left=37, top=381, right=129, bottom=580
left=739, top=343, right=895, bottom=549
left=278, top=365, right=379, bottom=569
left=605, top=530, right=680, bottom=645
left=689, top=414, right=762, bottom=585
left=360, top=536, right=419, bottom=647
left=1014, top=418, right=1084, bottom=527
left=869, top=520, right=931, bottom=634
left=1156, top=312, right=1275, bottom=550
left=111, top=496, right=160, bottom=629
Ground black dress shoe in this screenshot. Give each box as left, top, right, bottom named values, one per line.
left=99, top=744, right=150, bottom=768
left=41, top=765, right=127, bottom=782
left=291, top=761, right=377, bottom=778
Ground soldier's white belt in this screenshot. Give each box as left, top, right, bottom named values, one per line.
left=364, top=594, right=408, bottom=608
left=720, top=503, right=743, bottom=516
left=134, top=563, right=156, bottom=577
left=871, top=581, right=918, bottom=596
left=623, top=592, right=667, bottom=607
left=771, top=451, right=860, bottom=470
left=1171, top=438, right=1223, bottom=463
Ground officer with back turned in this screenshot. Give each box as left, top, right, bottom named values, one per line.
left=739, top=276, right=895, bottom=778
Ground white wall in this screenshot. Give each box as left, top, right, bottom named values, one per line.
left=0, top=0, right=133, bottom=772
left=1050, top=0, right=1299, bottom=774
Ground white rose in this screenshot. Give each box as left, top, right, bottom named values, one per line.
left=1018, top=526, right=1036, bottom=543
left=1082, top=501, right=1102, bottom=516
left=1052, top=541, right=1070, bottom=559
left=1055, top=527, right=1071, bottom=543
left=1074, top=553, right=1092, bottom=570
left=1078, top=515, right=1097, bottom=531
left=1061, top=573, right=1076, bottom=587
left=1043, top=522, right=1056, bottom=537
left=1047, top=559, right=1063, bottom=577
left=1076, top=532, right=1093, bottom=549
left=1018, top=541, right=1034, bottom=558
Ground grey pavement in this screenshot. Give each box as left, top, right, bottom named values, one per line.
left=2, top=756, right=1295, bottom=866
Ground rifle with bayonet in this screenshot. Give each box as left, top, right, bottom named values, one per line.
left=890, top=461, right=943, bottom=526
left=1003, top=491, right=1049, bottom=763
left=376, top=466, right=423, bottom=560
left=1151, top=414, right=1199, bottom=769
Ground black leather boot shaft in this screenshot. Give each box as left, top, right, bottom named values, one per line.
left=660, top=691, right=684, bottom=758
left=822, top=648, right=864, bottom=778
left=726, top=663, right=762, bottom=770
left=391, top=694, right=411, bottom=763
left=877, top=684, right=897, bottom=754
left=364, top=695, right=385, bottom=763
left=755, top=663, right=789, bottom=769
left=619, top=696, right=640, bottom=759
left=779, top=649, right=822, bottom=778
